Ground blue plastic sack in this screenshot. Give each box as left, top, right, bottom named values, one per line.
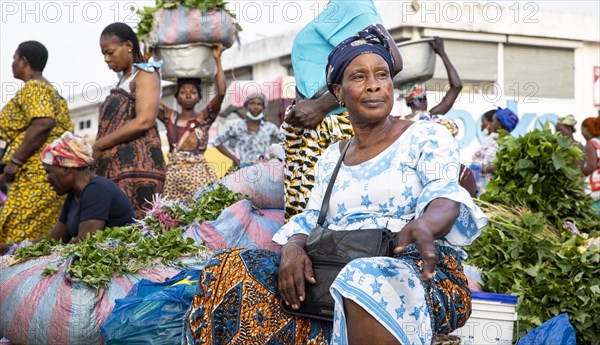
left=100, top=270, right=201, bottom=345
left=517, top=314, right=576, bottom=345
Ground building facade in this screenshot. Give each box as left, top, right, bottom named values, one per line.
left=68, top=2, right=599, bottom=160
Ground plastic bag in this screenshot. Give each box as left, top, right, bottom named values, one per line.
left=101, top=270, right=201, bottom=345
left=516, top=314, right=576, bottom=345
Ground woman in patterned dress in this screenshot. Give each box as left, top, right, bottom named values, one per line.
left=94, top=23, right=166, bottom=218
left=0, top=41, right=73, bottom=242
left=182, top=26, right=487, bottom=345
left=157, top=44, right=226, bottom=201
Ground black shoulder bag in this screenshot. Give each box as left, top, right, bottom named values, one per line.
left=281, top=139, right=398, bottom=321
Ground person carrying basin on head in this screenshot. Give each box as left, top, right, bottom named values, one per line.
left=157, top=44, right=226, bottom=201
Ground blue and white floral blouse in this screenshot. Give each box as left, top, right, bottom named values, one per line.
left=272, top=120, right=487, bottom=253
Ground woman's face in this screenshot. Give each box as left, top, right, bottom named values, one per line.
left=11, top=51, right=26, bottom=80
left=176, top=84, right=200, bottom=110
left=43, top=164, right=72, bottom=196
left=481, top=117, right=491, bottom=133
left=582, top=126, right=592, bottom=141
left=333, top=54, right=394, bottom=121
left=491, top=114, right=504, bottom=133
left=100, top=35, right=133, bottom=73
left=555, top=124, right=573, bottom=138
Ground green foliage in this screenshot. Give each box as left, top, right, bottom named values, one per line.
left=135, top=0, right=242, bottom=43
left=13, top=238, right=62, bottom=260
left=140, top=183, right=244, bottom=232
left=12, top=184, right=242, bottom=290
left=15, top=226, right=202, bottom=290
left=466, top=200, right=600, bottom=344
left=184, top=183, right=244, bottom=224
left=482, top=125, right=600, bottom=232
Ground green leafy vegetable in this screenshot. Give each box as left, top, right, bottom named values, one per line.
left=466, top=125, right=600, bottom=344
left=482, top=125, right=599, bottom=232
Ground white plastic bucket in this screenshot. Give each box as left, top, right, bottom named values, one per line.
left=153, top=43, right=216, bottom=81
left=450, top=291, right=518, bottom=345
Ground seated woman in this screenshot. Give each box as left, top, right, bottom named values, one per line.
left=182, top=26, right=486, bottom=345
left=1, top=131, right=134, bottom=254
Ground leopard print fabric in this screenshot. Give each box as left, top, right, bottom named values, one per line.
left=163, top=151, right=219, bottom=201
left=282, top=112, right=354, bottom=220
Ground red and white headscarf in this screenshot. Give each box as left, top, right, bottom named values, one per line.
left=41, top=131, right=94, bottom=167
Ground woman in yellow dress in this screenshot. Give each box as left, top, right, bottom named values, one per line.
left=0, top=41, right=73, bottom=242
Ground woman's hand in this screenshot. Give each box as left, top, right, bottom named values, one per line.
left=278, top=241, right=316, bottom=310
left=429, top=36, right=445, bottom=55
left=393, top=198, right=459, bottom=281
left=0, top=243, right=13, bottom=255
left=394, top=220, right=437, bottom=281
left=284, top=92, right=339, bottom=129
left=92, top=141, right=103, bottom=161
left=284, top=99, right=324, bottom=129
left=2, top=161, right=20, bottom=183
left=212, top=43, right=225, bottom=59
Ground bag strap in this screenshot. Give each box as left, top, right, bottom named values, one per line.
left=317, top=138, right=353, bottom=226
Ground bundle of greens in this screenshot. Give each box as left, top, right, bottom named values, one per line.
left=466, top=200, right=599, bottom=344
left=13, top=226, right=202, bottom=289
left=139, top=183, right=244, bottom=232
left=467, top=126, right=600, bottom=343
left=12, top=184, right=243, bottom=290
left=135, top=0, right=241, bottom=42
left=483, top=125, right=599, bottom=232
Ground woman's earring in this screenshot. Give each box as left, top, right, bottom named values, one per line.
left=128, top=49, right=132, bottom=53
left=338, top=100, right=345, bottom=107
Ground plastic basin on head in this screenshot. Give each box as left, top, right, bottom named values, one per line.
left=153, top=43, right=217, bottom=81
left=393, top=37, right=436, bottom=87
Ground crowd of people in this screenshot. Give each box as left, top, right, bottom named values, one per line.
left=0, top=0, right=598, bottom=342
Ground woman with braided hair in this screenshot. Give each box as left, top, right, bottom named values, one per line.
left=94, top=22, right=166, bottom=218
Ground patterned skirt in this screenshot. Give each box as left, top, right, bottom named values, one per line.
left=182, top=247, right=471, bottom=345
left=163, top=151, right=218, bottom=201
left=182, top=248, right=332, bottom=345
left=282, top=113, right=354, bottom=220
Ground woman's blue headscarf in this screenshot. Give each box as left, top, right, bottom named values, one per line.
left=325, top=25, right=396, bottom=98
left=496, top=107, right=519, bottom=132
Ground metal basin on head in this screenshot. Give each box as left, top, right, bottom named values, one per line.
left=393, top=37, right=436, bottom=87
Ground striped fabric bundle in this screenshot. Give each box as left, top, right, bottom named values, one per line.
left=0, top=257, right=207, bottom=345
left=147, top=7, right=239, bottom=48
left=221, top=160, right=285, bottom=210
left=185, top=199, right=284, bottom=253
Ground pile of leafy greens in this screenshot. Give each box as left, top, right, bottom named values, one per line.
left=135, top=0, right=242, bottom=42
left=483, top=126, right=598, bottom=231
left=13, top=184, right=244, bottom=290
left=466, top=126, right=600, bottom=344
